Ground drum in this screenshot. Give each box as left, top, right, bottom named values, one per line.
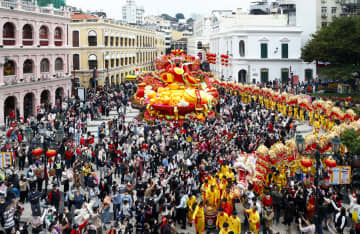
left=205, top=206, right=217, bottom=229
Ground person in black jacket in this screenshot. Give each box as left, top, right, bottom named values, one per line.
left=28, top=186, right=41, bottom=216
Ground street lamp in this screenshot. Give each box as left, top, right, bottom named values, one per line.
left=295, top=134, right=342, bottom=227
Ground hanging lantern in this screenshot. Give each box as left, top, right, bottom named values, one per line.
left=325, top=158, right=337, bottom=168
left=46, top=149, right=57, bottom=158
left=32, top=148, right=44, bottom=156
left=301, top=158, right=313, bottom=168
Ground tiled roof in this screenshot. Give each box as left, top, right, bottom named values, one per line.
left=71, top=14, right=98, bottom=20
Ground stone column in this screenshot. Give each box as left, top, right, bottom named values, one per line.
left=19, top=93, right=24, bottom=118
left=0, top=97, right=4, bottom=128
left=34, top=22, right=39, bottom=47
left=50, top=55, right=55, bottom=78
left=0, top=22, right=3, bottom=47
left=35, top=55, right=40, bottom=81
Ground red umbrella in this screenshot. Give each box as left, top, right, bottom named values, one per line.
left=32, top=148, right=44, bottom=156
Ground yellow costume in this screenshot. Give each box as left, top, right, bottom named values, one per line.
left=288, top=106, right=292, bottom=117
left=245, top=209, right=260, bottom=234
left=300, top=109, right=305, bottom=122
left=192, top=205, right=205, bottom=234
left=187, top=195, right=197, bottom=223
left=228, top=215, right=241, bottom=234
left=294, top=107, right=299, bottom=119
left=216, top=212, right=229, bottom=230
left=221, top=190, right=234, bottom=208
left=205, top=188, right=220, bottom=206
left=309, top=111, right=314, bottom=125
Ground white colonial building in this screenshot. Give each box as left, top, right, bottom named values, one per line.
left=189, top=0, right=317, bottom=84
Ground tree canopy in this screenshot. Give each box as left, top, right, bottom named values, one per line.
left=301, top=16, right=360, bottom=80
left=340, top=128, right=360, bottom=155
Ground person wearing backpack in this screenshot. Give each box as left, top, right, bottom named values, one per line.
left=334, top=207, right=347, bottom=234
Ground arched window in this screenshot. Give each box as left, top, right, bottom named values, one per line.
left=3, top=60, right=15, bottom=76
left=22, top=24, right=33, bottom=46
left=88, top=54, right=97, bottom=70
left=197, top=41, right=202, bottom=49
left=39, top=26, right=49, bottom=46
left=54, top=27, right=62, bottom=46
left=239, top=40, right=245, bottom=57
left=40, top=59, right=50, bottom=72
left=23, top=59, right=34, bottom=74
left=88, top=30, right=97, bottom=46
left=3, top=22, right=16, bottom=46
left=55, top=58, right=63, bottom=71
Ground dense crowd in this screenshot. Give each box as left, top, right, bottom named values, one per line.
left=0, top=81, right=358, bottom=234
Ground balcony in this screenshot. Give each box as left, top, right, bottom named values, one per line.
left=0, top=0, right=70, bottom=18
left=2, top=73, right=72, bottom=87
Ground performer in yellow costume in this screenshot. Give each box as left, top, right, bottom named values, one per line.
left=320, top=113, right=325, bottom=130
left=245, top=206, right=260, bottom=234
left=288, top=106, right=293, bottom=117
left=216, top=207, right=229, bottom=230
left=300, top=108, right=305, bottom=122
left=293, top=106, right=299, bottom=120
left=206, top=185, right=220, bottom=206
left=200, top=179, right=210, bottom=202
left=309, top=110, right=314, bottom=125
left=228, top=211, right=241, bottom=234
left=192, top=202, right=205, bottom=234
left=187, top=194, right=197, bottom=224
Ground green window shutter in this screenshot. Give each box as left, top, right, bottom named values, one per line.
left=261, top=43, right=268, bottom=58
left=281, top=69, right=289, bottom=83
left=305, top=69, right=313, bottom=81
left=261, top=69, right=269, bottom=83
left=282, top=43, right=288, bottom=58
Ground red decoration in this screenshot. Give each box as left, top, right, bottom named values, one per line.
left=325, top=158, right=337, bottom=168
left=76, top=148, right=81, bottom=155
left=32, top=148, right=44, bottom=156
left=46, top=149, right=57, bottom=158
left=301, top=159, right=313, bottom=168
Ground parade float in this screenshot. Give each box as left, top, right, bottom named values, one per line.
left=132, top=50, right=219, bottom=122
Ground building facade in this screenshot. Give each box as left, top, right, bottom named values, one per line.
left=209, top=14, right=316, bottom=84
left=70, top=14, right=165, bottom=88
left=0, top=0, right=72, bottom=127
left=122, top=0, right=145, bottom=25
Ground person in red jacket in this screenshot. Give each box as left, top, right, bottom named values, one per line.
left=262, top=193, right=273, bottom=207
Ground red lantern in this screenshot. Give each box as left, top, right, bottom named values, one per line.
left=325, top=158, right=337, bottom=168
left=301, top=159, right=313, bottom=168
left=32, top=148, right=44, bottom=156
left=46, top=149, right=57, bottom=158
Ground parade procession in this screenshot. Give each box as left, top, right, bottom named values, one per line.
left=2, top=0, right=360, bottom=234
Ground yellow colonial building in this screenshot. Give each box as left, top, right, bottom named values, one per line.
left=70, top=14, right=165, bottom=88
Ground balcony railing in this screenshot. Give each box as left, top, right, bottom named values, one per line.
left=0, top=0, right=70, bottom=17
left=3, top=37, right=15, bottom=46
left=2, top=73, right=71, bottom=87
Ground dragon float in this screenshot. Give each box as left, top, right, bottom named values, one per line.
left=133, top=49, right=219, bottom=122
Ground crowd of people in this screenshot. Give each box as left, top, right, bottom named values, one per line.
left=0, top=81, right=358, bottom=234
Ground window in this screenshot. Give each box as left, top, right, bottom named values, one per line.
left=261, top=43, right=268, bottom=59
left=22, top=24, right=33, bottom=46
left=104, top=36, right=108, bottom=46
left=39, top=26, right=49, bottom=46
left=260, top=68, right=269, bottom=83
left=72, top=31, right=79, bottom=47
left=88, top=54, right=97, bottom=70
left=55, top=58, right=63, bottom=71
left=321, top=7, right=327, bottom=14
left=305, top=69, right=313, bottom=81
left=281, top=43, right=288, bottom=59
left=111, top=59, right=114, bottom=68
left=197, top=41, right=202, bottom=49
left=121, top=58, right=124, bottom=66
left=105, top=60, right=109, bottom=69
left=125, top=58, right=128, bottom=65
left=332, top=7, right=337, bottom=14
left=88, top=30, right=97, bottom=46
left=40, top=59, right=50, bottom=72
left=116, top=37, right=119, bottom=46
left=281, top=68, right=289, bottom=83
left=3, top=22, right=16, bottom=46
left=322, top=22, right=328, bottom=27
left=120, top=38, right=123, bottom=46
left=116, top=59, right=119, bottom=67
left=54, top=27, right=62, bottom=46
left=110, top=37, right=114, bottom=46
left=239, top=40, right=245, bottom=57
left=23, top=59, right=33, bottom=74
left=73, top=54, right=80, bottom=70
left=321, top=0, right=326, bottom=3
left=3, top=60, right=15, bottom=76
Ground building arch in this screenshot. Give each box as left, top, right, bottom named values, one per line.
left=238, top=69, right=247, bottom=83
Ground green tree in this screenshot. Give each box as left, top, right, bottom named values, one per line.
left=340, top=128, right=360, bottom=155
left=301, top=16, right=360, bottom=81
